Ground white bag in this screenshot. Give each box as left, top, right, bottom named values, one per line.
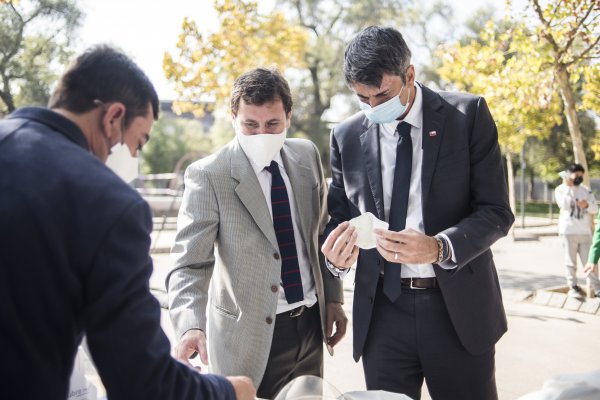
left=518, top=369, right=600, bottom=400
left=67, top=345, right=98, bottom=400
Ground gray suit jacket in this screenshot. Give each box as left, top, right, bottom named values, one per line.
left=324, top=84, right=515, bottom=361
left=167, top=138, right=343, bottom=386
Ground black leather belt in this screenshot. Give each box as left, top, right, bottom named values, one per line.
left=289, top=305, right=307, bottom=317
left=277, top=304, right=308, bottom=319
left=400, top=277, right=438, bottom=289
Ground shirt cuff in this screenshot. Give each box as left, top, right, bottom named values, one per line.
left=325, top=258, right=353, bottom=278
left=437, top=233, right=458, bottom=270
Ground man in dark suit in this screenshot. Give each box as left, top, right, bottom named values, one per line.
left=321, top=26, right=514, bottom=400
left=0, top=45, right=254, bottom=400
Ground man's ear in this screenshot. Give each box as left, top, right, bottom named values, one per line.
left=286, top=111, right=292, bottom=129
left=101, top=102, right=126, bottom=144
left=405, top=65, right=415, bottom=85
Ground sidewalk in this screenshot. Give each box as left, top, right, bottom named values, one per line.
left=150, top=217, right=600, bottom=400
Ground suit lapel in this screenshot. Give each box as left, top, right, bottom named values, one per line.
left=420, top=85, right=446, bottom=217
left=360, top=124, right=385, bottom=220
left=281, top=143, right=313, bottom=249
left=231, top=144, right=279, bottom=250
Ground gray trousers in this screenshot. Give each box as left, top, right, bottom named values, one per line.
left=561, top=234, right=600, bottom=291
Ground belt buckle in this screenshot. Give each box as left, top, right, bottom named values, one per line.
left=409, top=278, right=426, bottom=290
left=289, top=305, right=306, bottom=318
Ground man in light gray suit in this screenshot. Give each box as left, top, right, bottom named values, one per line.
left=167, top=68, right=347, bottom=399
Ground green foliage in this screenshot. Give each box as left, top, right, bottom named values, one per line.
left=526, top=112, right=598, bottom=182
left=520, top=0, right=600, bottom=176
left=206, top=112, right=235, bottom=151
left=0, top=0, right=82, bottom=114
left=523, top=201, right=559, bottom=216
left=140, top=117, right=212, bottom=175
left=437, top=20, right=563, bottom=153
left=438, top=0, right=600, bottom=167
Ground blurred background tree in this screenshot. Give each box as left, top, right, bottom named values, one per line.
left=520, top=0, right=599, bottom=185
left=163, top=0, right=307, bottom=118
left=276, top=0, right=414, bottom=166
left=437, top=0, right=599, bottom=211
left=0, top=0, right=82, bottom=115
left=164, top=0, right=458, bottom=171
left=140, top=116, right=213, bottom=175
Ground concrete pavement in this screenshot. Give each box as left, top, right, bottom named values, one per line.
left=150, top=218, right=600, bottom=400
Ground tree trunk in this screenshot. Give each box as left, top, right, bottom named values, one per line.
left=0, top=85, right=16, bottom=113
left=528, top=169, right=535, bottom=201
left=555, top=65, right=589, bottom=185
left=506, top=151, right=517, bottom=239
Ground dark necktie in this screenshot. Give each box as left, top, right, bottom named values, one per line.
left=383, top=121, right=412, bottom=302
left=265, top=161, right=304, bottom=304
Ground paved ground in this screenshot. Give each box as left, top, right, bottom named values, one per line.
left=150, top=216, right=600, bottom=400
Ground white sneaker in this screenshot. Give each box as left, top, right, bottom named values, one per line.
left=568, top=286, right=585, bottom=299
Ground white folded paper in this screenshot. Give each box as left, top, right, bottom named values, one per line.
left=349, top=212, right=389, bottom=249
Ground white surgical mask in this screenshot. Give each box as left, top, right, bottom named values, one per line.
left=235, top=128, right=286, bottom=168
left=106, top=142, right=139, bottom=183
left=358, top=84, right=411, bottom=124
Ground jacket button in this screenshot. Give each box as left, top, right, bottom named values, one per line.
left=271, top=285, right=278, bottom=293
left=273, top=253, right=280, bottom=260
left=266, top=317, right=273, bottom=324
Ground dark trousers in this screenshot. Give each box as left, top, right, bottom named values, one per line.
left=257, top=304, right=323, bottom=399
left=362, top=280, right=498, bottom=400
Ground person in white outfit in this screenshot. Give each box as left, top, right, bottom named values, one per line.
left=555, top=163, right=600, bottom=298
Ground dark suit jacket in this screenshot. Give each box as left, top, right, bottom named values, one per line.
left=0, top=108, right=234, bottom=400
left=324, top=84, right=514, bottom=361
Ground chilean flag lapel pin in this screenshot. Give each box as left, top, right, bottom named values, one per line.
left=429, top=130, right=437, bottom=137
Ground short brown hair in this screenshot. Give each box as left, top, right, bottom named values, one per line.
left=230, top=68, right=292, bottom=116
left=48, top=45, right=159, bottom=128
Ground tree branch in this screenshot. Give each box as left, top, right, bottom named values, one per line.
left=531, top=0, right=561, bottom=55
left=567, top=32, right=600, bottom=65
left=562, top=2, right=595, bottom=54
left=550, top=0, right=564, bottom=17
left=0, top=3, right=25, bottom=69
left=293, top=0, right=318, bottom=37
left=0, top=74, right=15, bottom=112
left=323, top=1, right=344, bottom=37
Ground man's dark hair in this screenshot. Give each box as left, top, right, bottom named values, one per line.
left=48, top=45, right=159, bottom=128
left=230, top=68, right=292, bottom=116
left=568, top=163, right=585, bottom=173
left=344, top=26, right=412, bottom=88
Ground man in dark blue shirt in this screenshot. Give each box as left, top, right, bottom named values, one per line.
left=0, top=45, right=255, bottom=400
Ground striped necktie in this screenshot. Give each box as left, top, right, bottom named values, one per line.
left=265, top=161, right=304, bottom=304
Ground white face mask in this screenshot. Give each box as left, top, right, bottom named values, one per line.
left=235, top=128, right=287, bottom=169
left=358, top=84, right=410, bottom=124
left=106, top=142, right=139, bottom=183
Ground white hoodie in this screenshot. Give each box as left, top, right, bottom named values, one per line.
left=555, top=183, right=598, bottom=235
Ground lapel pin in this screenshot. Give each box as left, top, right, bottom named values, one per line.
left=428, top=130, right=437, bottom=137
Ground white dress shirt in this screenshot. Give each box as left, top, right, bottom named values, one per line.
left=379, top=83, right=456, bottom=278
left=327, top=83, right=456, bottom=279
left=378, top=83, right=429, bottom=277
left=249, top=152, right=317, bottom=313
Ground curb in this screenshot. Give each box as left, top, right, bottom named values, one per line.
left=533, top=285, right=600, bottom=315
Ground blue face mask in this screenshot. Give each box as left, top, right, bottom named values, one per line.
left=358, top=84, right=410, bottom=124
